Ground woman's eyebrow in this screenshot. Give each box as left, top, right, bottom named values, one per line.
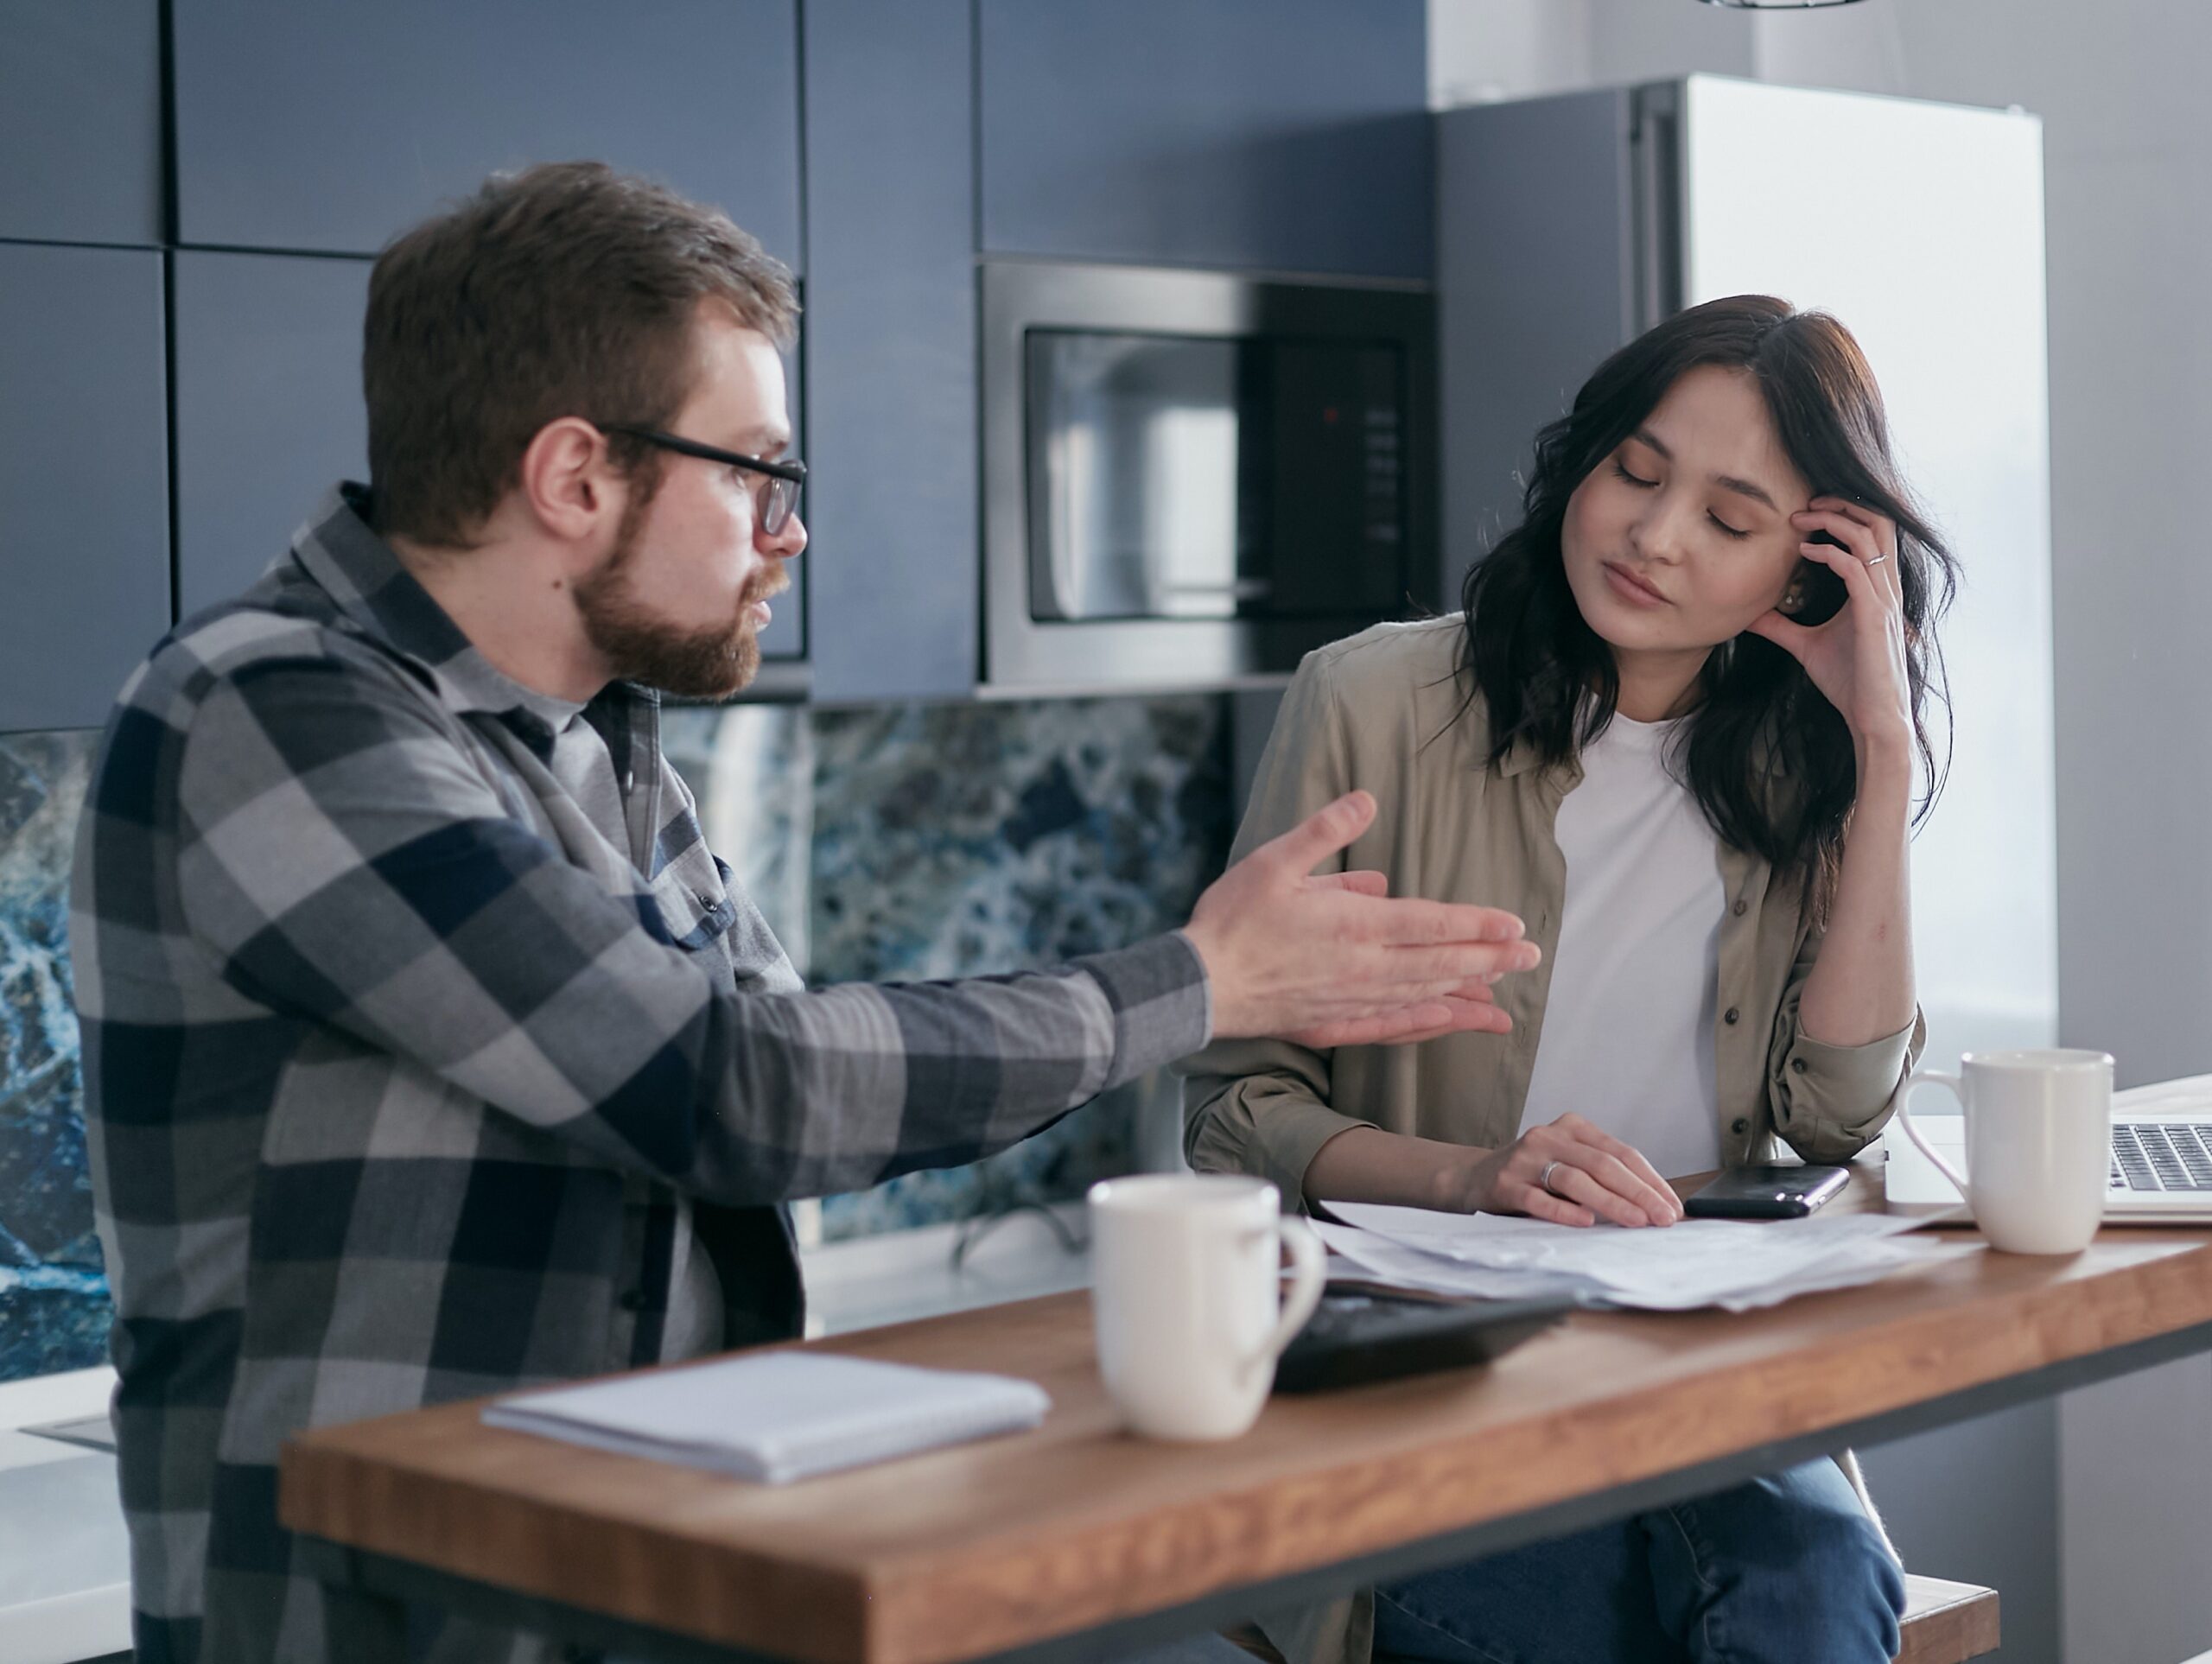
left=1713, top=473, right=1779, bottom=512
left=1632, top=427, right=1779, bottom=512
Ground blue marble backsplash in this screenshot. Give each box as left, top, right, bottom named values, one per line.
left=808, top=696, right=1228, bottom=1239
left=665, top=695, right=1232, bottom=1242
left=0, top=695, right=1230, bottom=1381
left=0, top=731, right=107, bottom=1381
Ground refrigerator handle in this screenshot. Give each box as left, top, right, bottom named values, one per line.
left=1631, top=86, right=1684, bottom=333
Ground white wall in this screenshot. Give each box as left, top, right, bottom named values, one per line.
left=1426, top=0, right=1591, bottom=107
left=1429, top=3, right=2212, bottom=1660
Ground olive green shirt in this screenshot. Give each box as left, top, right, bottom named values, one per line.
left=1182, top=615, right=1923, bottom=1199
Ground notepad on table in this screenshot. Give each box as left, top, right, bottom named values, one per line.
left=482, top=1351, right=1051, bottom=1484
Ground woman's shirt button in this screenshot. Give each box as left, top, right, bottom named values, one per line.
left=1731, top=1117, right=1751, bottom=1136
left=1732, top=899, right=1748, bottom=917
left=1723, top=1007, right=1740, bottom=1025
left=1791, top=1057, right=1808, bottom=1074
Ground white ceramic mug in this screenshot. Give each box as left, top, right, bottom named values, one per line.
left=1894, top=1048, right=2113, bottom=1254
left=1087, top=1173, right=1326, bottom=1441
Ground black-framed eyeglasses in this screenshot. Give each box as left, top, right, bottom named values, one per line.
left=597, top=423, right=807, bottom=534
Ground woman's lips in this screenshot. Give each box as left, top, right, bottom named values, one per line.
left=1602, top=561, right=1669, bottom=607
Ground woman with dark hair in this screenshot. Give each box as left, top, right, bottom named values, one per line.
left=1182, top=295, right=1955, bottom=1663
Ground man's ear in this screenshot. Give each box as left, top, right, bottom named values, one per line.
left=517, top=417, right=614, bottom=542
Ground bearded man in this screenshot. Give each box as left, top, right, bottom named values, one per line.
left=72, top=162, right=1535, bottom=1664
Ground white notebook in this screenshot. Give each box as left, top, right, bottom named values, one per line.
left=481, top=1352, right=1052, bottom=1484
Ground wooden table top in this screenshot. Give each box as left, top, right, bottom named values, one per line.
left=280, top=1172, right=2212, bottom=1664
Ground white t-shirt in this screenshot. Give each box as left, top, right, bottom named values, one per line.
left=1518, top=713, right=1727, bottom=1178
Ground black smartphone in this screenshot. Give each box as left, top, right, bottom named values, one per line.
left=1682, top=1163, right=1850, bottom=1220
left=1789, top=529, right=1852, bottom=626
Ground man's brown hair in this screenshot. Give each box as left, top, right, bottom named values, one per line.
left=363, top=161, right=799, bottom=546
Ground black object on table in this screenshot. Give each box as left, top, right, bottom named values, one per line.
left=1273, top=1286, right=1573, bottom=1394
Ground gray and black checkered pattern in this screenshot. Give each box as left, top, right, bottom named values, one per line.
left=73, top=486, right=1211, bottom=1664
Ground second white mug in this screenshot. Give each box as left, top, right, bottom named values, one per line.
left=1894, top=1047, right=2113, bottom=1254
left=1087, top=1173, right=1325, bottom=1441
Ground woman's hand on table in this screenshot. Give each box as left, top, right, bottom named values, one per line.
left=1446, top=1115, right=1683, bottom=1229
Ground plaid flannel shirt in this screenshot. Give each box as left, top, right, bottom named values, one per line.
left=72, top=485, right=1211, bottom=1664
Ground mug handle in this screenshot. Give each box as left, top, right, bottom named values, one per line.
left=1895, top=1069, right=1971, bottom=1197
left=1245, top=1216, right=1327, bottom=1384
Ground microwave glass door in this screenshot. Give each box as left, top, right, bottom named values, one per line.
left=1025, top=329, right=1405, bottom=624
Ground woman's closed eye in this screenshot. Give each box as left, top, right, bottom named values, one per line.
left=1613, top=459, right=1751, bottom=539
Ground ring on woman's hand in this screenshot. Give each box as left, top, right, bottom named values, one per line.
left=1538, top=1159, right=1564, bottom=1196
left=1865, top=554, right=1890, bottom=567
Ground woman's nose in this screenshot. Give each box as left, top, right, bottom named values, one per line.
left=1631, top=496, right=1693, bottom=563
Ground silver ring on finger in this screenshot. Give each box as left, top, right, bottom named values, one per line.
left=1539, top=1159, right=1564, bottom=1196
left=1865, top=554, right=1889, bottom=567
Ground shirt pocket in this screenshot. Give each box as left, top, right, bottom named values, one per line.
left=645, top=854, right=738, bottom=952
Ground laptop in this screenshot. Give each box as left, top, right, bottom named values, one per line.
left=2104, top=1073, right=2212, bottom=1223
left=1885, top=1072, right=2212, bottom=1224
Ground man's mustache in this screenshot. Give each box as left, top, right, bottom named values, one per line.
left=742, top=567, right=792, bottom=609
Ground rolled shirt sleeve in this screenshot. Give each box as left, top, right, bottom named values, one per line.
left=1184, top=1041, right=1376, bottom=1208
left=1764, top=929, right=1927, bottom=1162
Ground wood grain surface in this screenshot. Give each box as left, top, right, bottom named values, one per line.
left=281, top=1171, right=2205, bottom=1664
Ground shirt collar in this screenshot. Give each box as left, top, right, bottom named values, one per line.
left=289, top=483, right=653, bottom=735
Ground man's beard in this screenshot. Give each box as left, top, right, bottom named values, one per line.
left=575, top=497, right=787, bottom=700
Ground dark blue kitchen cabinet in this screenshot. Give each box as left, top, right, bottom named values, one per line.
left=978, top=0, right=1431, bottom=279
left=0, top=243, right=169, bottom=732
left=0, top=0, right=162, bottom=246
left=799, top=0, right=977, bottom=702
left=170, top=251, right=372, bottom=617
left=169, top=1, right=802, bottom=269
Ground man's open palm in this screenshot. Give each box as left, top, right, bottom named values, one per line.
left=1182, top=791, right=1539, bottom=1050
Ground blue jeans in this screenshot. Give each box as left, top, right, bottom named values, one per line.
left=1372, top=1459, right=1904, bottom=1664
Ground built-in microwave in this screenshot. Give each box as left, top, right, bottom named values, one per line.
left=981, top=260, right=1438, bottom=694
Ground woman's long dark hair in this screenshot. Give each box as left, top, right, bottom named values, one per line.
left=1459, top=295, right=1958, bottom=914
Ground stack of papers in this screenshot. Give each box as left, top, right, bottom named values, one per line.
left=483, top=1351, right=1051, bottom=1484
left=1316, top=1200, right=1976, bottom=1312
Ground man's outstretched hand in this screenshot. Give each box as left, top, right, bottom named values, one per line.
left=1180, top=791, right=1540, bottom=1049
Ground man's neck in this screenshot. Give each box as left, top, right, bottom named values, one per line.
left=388, top=530, right=609, bottom=705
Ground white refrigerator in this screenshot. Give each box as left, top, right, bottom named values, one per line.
left=1437, top=73, right=2056, bottom=1077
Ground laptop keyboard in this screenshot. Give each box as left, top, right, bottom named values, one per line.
left=2111, top=1123, right=2212, bottom=1192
